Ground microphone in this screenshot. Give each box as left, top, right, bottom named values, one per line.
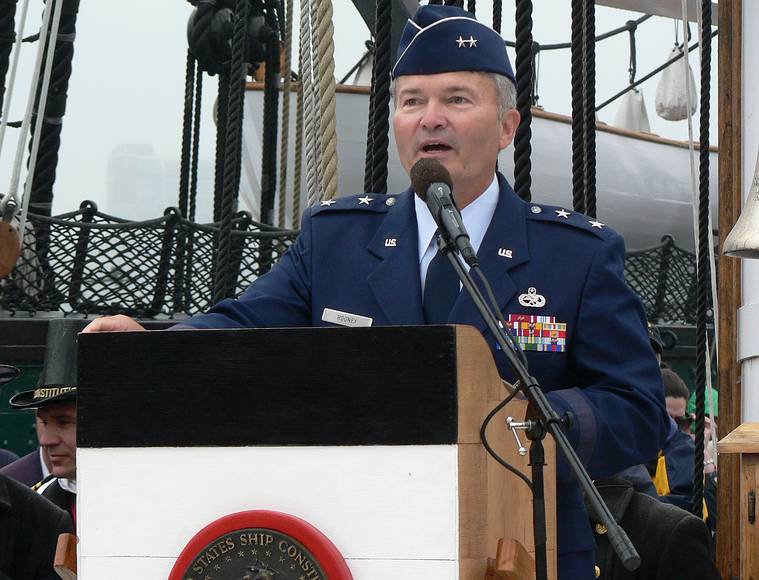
left=410, top=158, right=478, bottom=266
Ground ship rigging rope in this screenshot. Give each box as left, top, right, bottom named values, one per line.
left=689, top=0, right=714, bottom=520
left=293, top=74, right=304, bottom=225
left=178, top=49, right=196, bottom=219
left=492, top=0, right=502, bottom=34
left=316, top=0, right=339, bottom=201
left=570, top=0, right=585, bottom=214
left=512, top=0, right=534, bottom=202
left=189, top=64, right=203, bottom=223
left=367, top=0, right=391, bottom=194
left=302, top=0, right=321, bottom=206
left=584, top=0, right=596, bottom=219
left=0, top=0, right=41, bottom=216
left=4, top=0, right=61, bottom=236
left=278, top=0, right=294, bottom=227
left=213, top=0, right=249, bottom=304
left=0, top=0, right=29, bottom=174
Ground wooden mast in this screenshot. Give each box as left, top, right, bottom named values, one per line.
left=717, top=0, right=742, bottom=577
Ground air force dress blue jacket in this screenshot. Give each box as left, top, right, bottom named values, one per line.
left=179, top=174, right=669, bottom=579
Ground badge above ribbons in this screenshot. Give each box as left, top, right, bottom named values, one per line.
left=507, top=314, right=567, bottom=353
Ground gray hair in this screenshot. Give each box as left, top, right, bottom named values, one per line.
left=489, top=73, right=517, bottom=119
left=390, top=72, right=517, bottom=120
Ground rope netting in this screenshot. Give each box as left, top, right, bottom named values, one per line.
left=0, top=201, right=296, bottom=317
left=0, top=203, right=701, bottom=325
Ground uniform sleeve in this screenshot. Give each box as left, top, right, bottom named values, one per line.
left=545, top=233, right=669, bottom=481
left=175, top=209, right=314, bottom=329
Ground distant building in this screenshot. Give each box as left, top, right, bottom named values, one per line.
left=106, top=143, right=213, bottom=222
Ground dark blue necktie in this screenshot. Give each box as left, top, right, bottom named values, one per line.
left=423, top=246, right=460, bottom=324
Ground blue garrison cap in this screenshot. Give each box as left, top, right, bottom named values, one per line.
left=392, top=5, right=515, bottom=83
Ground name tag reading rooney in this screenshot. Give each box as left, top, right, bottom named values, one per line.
left=322, top=308, right=373, bottom=328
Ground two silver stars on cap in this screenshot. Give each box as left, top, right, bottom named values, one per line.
left=456, top=35, right=478, bottom=48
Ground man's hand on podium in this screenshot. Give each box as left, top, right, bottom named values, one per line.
left=82, top=315, right=146, bottom=333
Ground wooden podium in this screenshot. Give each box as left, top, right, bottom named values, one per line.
left=77, top=325, right=556, bottom=579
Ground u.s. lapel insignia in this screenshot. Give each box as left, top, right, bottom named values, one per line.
left=384, top=238, right=397, bottom=247
left=518, top=287, right=546, bottom=308
left=498, top=248, right=513, bottom=258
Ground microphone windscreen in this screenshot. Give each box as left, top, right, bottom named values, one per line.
left=410, top=158, right=452, bottom=201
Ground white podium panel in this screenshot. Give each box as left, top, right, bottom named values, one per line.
left=78, top=445, right=461, bottom=578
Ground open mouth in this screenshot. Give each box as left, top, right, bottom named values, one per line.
left=421, top=142, right=452, bottom=153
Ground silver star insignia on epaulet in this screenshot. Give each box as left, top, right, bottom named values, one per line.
left=358, top=196, right=373, bottom=205
left=468, top=35, right=477, bottom=47
left=456, top=35, right=467, bottom=48
left=589, top=220, right=605, bottom=229
left=320, top=199, right=336, bottom=206
left=555, top=209, right=570, bottom=218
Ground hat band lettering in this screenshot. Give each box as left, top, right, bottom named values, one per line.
left=33, top=386, right=76, bottom=400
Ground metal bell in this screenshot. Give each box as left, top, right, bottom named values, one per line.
left=724, top=149, right=759, bottom=258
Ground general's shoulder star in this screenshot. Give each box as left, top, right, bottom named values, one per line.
left=468, top=35, right=477, bottom=47
left=555, top=209, right=570, bottom=218
left=589, top=220, right=605, bottom=229
left=358, top=195, right=373, bottom=205
left=456, top=35, right=467, bottom=48
left=320, top=199, right=336, bottom=206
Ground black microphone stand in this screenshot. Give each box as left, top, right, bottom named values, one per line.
left=435, top=233, right=641, bottom=579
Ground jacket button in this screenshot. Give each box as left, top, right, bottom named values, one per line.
left=595, top=523, right=608, bottom=535
left=595, top=565, right=601, bottom=578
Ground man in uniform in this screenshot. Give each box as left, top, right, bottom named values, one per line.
left=84, top=6, right=668, bottom=578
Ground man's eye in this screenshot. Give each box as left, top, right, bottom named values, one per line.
left=403, top=98, right=419, bottom=107
left=450, top=96, right=468, bottom=104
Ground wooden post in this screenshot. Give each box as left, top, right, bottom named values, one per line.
left=717, top=0, right=743, bottom=577
left=718, top=424, right=759, bottom=578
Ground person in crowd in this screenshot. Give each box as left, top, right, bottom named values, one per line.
left=4, top=319, right=88, bottom=528
left=0, top=472, right=73, bottom=580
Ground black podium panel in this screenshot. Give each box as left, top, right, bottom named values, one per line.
left=78, top=326, right=459, bottom=448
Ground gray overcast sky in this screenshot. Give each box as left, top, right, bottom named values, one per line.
left=0, top=0, right=718, bottom=219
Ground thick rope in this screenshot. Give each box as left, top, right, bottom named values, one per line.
left=583, top=0, right=596, bottom=218
left=316, top=0, right=339, bottom=200
left=513, top=0, right=534, bottom=202
left=189, top=65, right=203, bottom=222
left=292, top=78, right=304, bottom=225
left=277, top=0, right=294, bottom=227
left=363, top=18, right=377, bottom=193
left=0, top=0, right=28, bottom=189
left=0, top=0, right=19, bottom=123
left=492, top=0, right=502, bottom=35
left=369, top=0, right=391, bottom=194
left=24, top=0, right=78, bottom=219
left=173, top=50, right=195, bottom=312
left=213, top=0, right=248, bottom=303
left=177, top=49, right=195, bottom=218
left=182, top=65, right=203, bottom=311
left=570, top=0, right=584, bottom=214
left=692, top=0, right=712, bottom=520
left=302, top=0, right=320, bottom=205
left=467, top=0, right=476, bottom=16
left=259, top=2, right=281, bottom=227
left=3, top=0, right=54, bottom=219
left=212, top=74, right=229, bottom=222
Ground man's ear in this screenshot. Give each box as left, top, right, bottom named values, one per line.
left=499, top=109, right=521, bottom=150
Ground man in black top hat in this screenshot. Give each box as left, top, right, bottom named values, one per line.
left=3, top=319, right=89, bottom=527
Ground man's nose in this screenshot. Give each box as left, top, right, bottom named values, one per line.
left=420, top=102, right=447, bottom=131
left=38, top=425, right=59, bottom=446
